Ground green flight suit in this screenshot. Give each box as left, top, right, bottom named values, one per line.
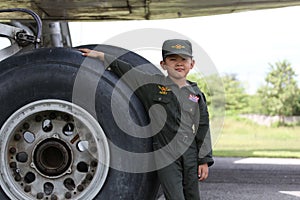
left=103, top=54, right=214, bottom=200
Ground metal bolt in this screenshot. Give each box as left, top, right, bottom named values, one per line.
left=9, top=147, right=16, bottom=154
left=37, top=192, right=44, bottom=199
left=63, top=114, right=70, bottom=121
left=14, top=174, right=21, bottom=182
left=23, top=122, right=30, bottom=129
left=77, top=184, right=84, bottom=192
left=9, top=162, right=17, bottom=168
left=24, top=185, right=31, bottom=193
left=91, top=160, right=98, bottom=167
left=14, top=134, right=21, bottom=141
left=49, top=112, right=56, bottom=119
left=51, top=194, right=58, bottom=200
left=65, top=192, right=72, bottom=199
left=86, top=173, right=93, bottom=181
left=35, top=115, right=42, bottom=122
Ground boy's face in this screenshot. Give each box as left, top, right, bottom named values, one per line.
left=160, top=54, right=195, bottom=80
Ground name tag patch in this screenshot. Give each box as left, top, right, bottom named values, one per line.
left=188, top=94, right=199, bottom=103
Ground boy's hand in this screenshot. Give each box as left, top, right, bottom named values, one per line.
left=198, top=163, right=209, bottom=181
left=79, top=48, right=105, bottom=61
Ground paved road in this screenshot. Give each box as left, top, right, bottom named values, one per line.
left=158, top=157, right=300, bottom=200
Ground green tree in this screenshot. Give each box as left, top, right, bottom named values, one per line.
left=188, top=73, right=226, bottom=118
left=257, top=60, right=299, bottom=123
left=246, top=94, right=264, bottom=114
left=222, top=74, right=248, bottom=114
left=295, top=95, right=300, bottom=115
left=188, top=73, right=210, bottom=104
left=188, top=73, right=247, bottom=115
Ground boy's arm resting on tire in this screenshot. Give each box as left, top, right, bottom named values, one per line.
left=79, top=48, right=136, bottom=77
left=80, top=48, right=153, bottom=89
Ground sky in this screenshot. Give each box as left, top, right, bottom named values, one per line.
left=69, top=6, right=300, bottom=94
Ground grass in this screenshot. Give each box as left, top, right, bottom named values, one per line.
left=212, top=116, right=300, bottom=158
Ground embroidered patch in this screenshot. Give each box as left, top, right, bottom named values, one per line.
left=188, top=94, right=199, bottom=102
left=171, top=44, right=185, bottom=49
left=158, top=85, right=171, bottom=95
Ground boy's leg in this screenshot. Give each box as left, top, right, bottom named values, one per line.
left=182, top=147, right=200, bottom=200
left=157, top=159, right=185, bottom=200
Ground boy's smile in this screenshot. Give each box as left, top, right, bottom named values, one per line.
left=161, top=54, right=195, bottom=85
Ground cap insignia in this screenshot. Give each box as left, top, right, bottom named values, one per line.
left=171, top=44, right=185, bottom=49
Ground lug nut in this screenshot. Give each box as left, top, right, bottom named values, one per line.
left=14, top=174, right=21, bottom=182
left=35, top=115, right=42, bottom=122
left=51, top=194, right=58, bottom=200
left=9, top=147, right=16, bottom=154
left=86, top=173, right=93, bottom=181
left=49, top=112, right=56, bottom=119
left=23, top=122, right=30, bottom=129
left=9, top=162, right=17, bottom=168
left=14, top=134, right=21, bottom=141
left=65, top=192, right=72, bottom=199
left=24, top=185, right=31, bottom=193
left=77, top=184, right=84, bottom=192
left=62, top=114, right=70, bottom=121
left=91, top=160, right=98, bottom=167
left=37, top=192, right=44, bottom=199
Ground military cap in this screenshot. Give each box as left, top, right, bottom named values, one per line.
left=162, top=39, right=193, bottom=59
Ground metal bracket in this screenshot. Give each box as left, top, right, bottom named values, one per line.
left=0, top=8, right=42, bottom=61
left=0, top=23, right=40, bottom=61
left=0, top=23, right=38, bottom=46
left=15, top=31, right=37, bottom=47
left=0, top=23, right=24, bottom=39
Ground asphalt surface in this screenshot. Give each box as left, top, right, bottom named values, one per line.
left=158, top=157, right=300, bottom=200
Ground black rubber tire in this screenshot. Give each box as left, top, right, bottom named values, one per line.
left=0, top=45, right=160, bottom=200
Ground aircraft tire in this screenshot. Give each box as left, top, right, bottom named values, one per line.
left=0, top=46, right=160, bottom=200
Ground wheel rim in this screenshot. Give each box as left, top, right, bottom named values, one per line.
left=0, top=99, right=110, bottom=200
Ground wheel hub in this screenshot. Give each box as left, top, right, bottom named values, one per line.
left=33, top=137, right=72, bottom=178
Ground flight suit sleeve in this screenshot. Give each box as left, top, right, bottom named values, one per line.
left=103, top=54, right=162, bottom=104
left=104, top=54, right=133, bottom=77
left=195, top=92, right=214, bottom=167
left=103, top=53, right=153, bottom=89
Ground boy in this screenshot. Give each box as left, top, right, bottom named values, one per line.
left=80, top=39, right=214, bottom=200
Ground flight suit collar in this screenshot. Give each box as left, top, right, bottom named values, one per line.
left=164, top=76, right=177, bottom=86
left=163, top=76, right=200, bottom=95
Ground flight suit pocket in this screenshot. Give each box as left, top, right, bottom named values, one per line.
left=153, top=94, right=170, bottom=104
left=182, top=102, right=197, bottom=116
